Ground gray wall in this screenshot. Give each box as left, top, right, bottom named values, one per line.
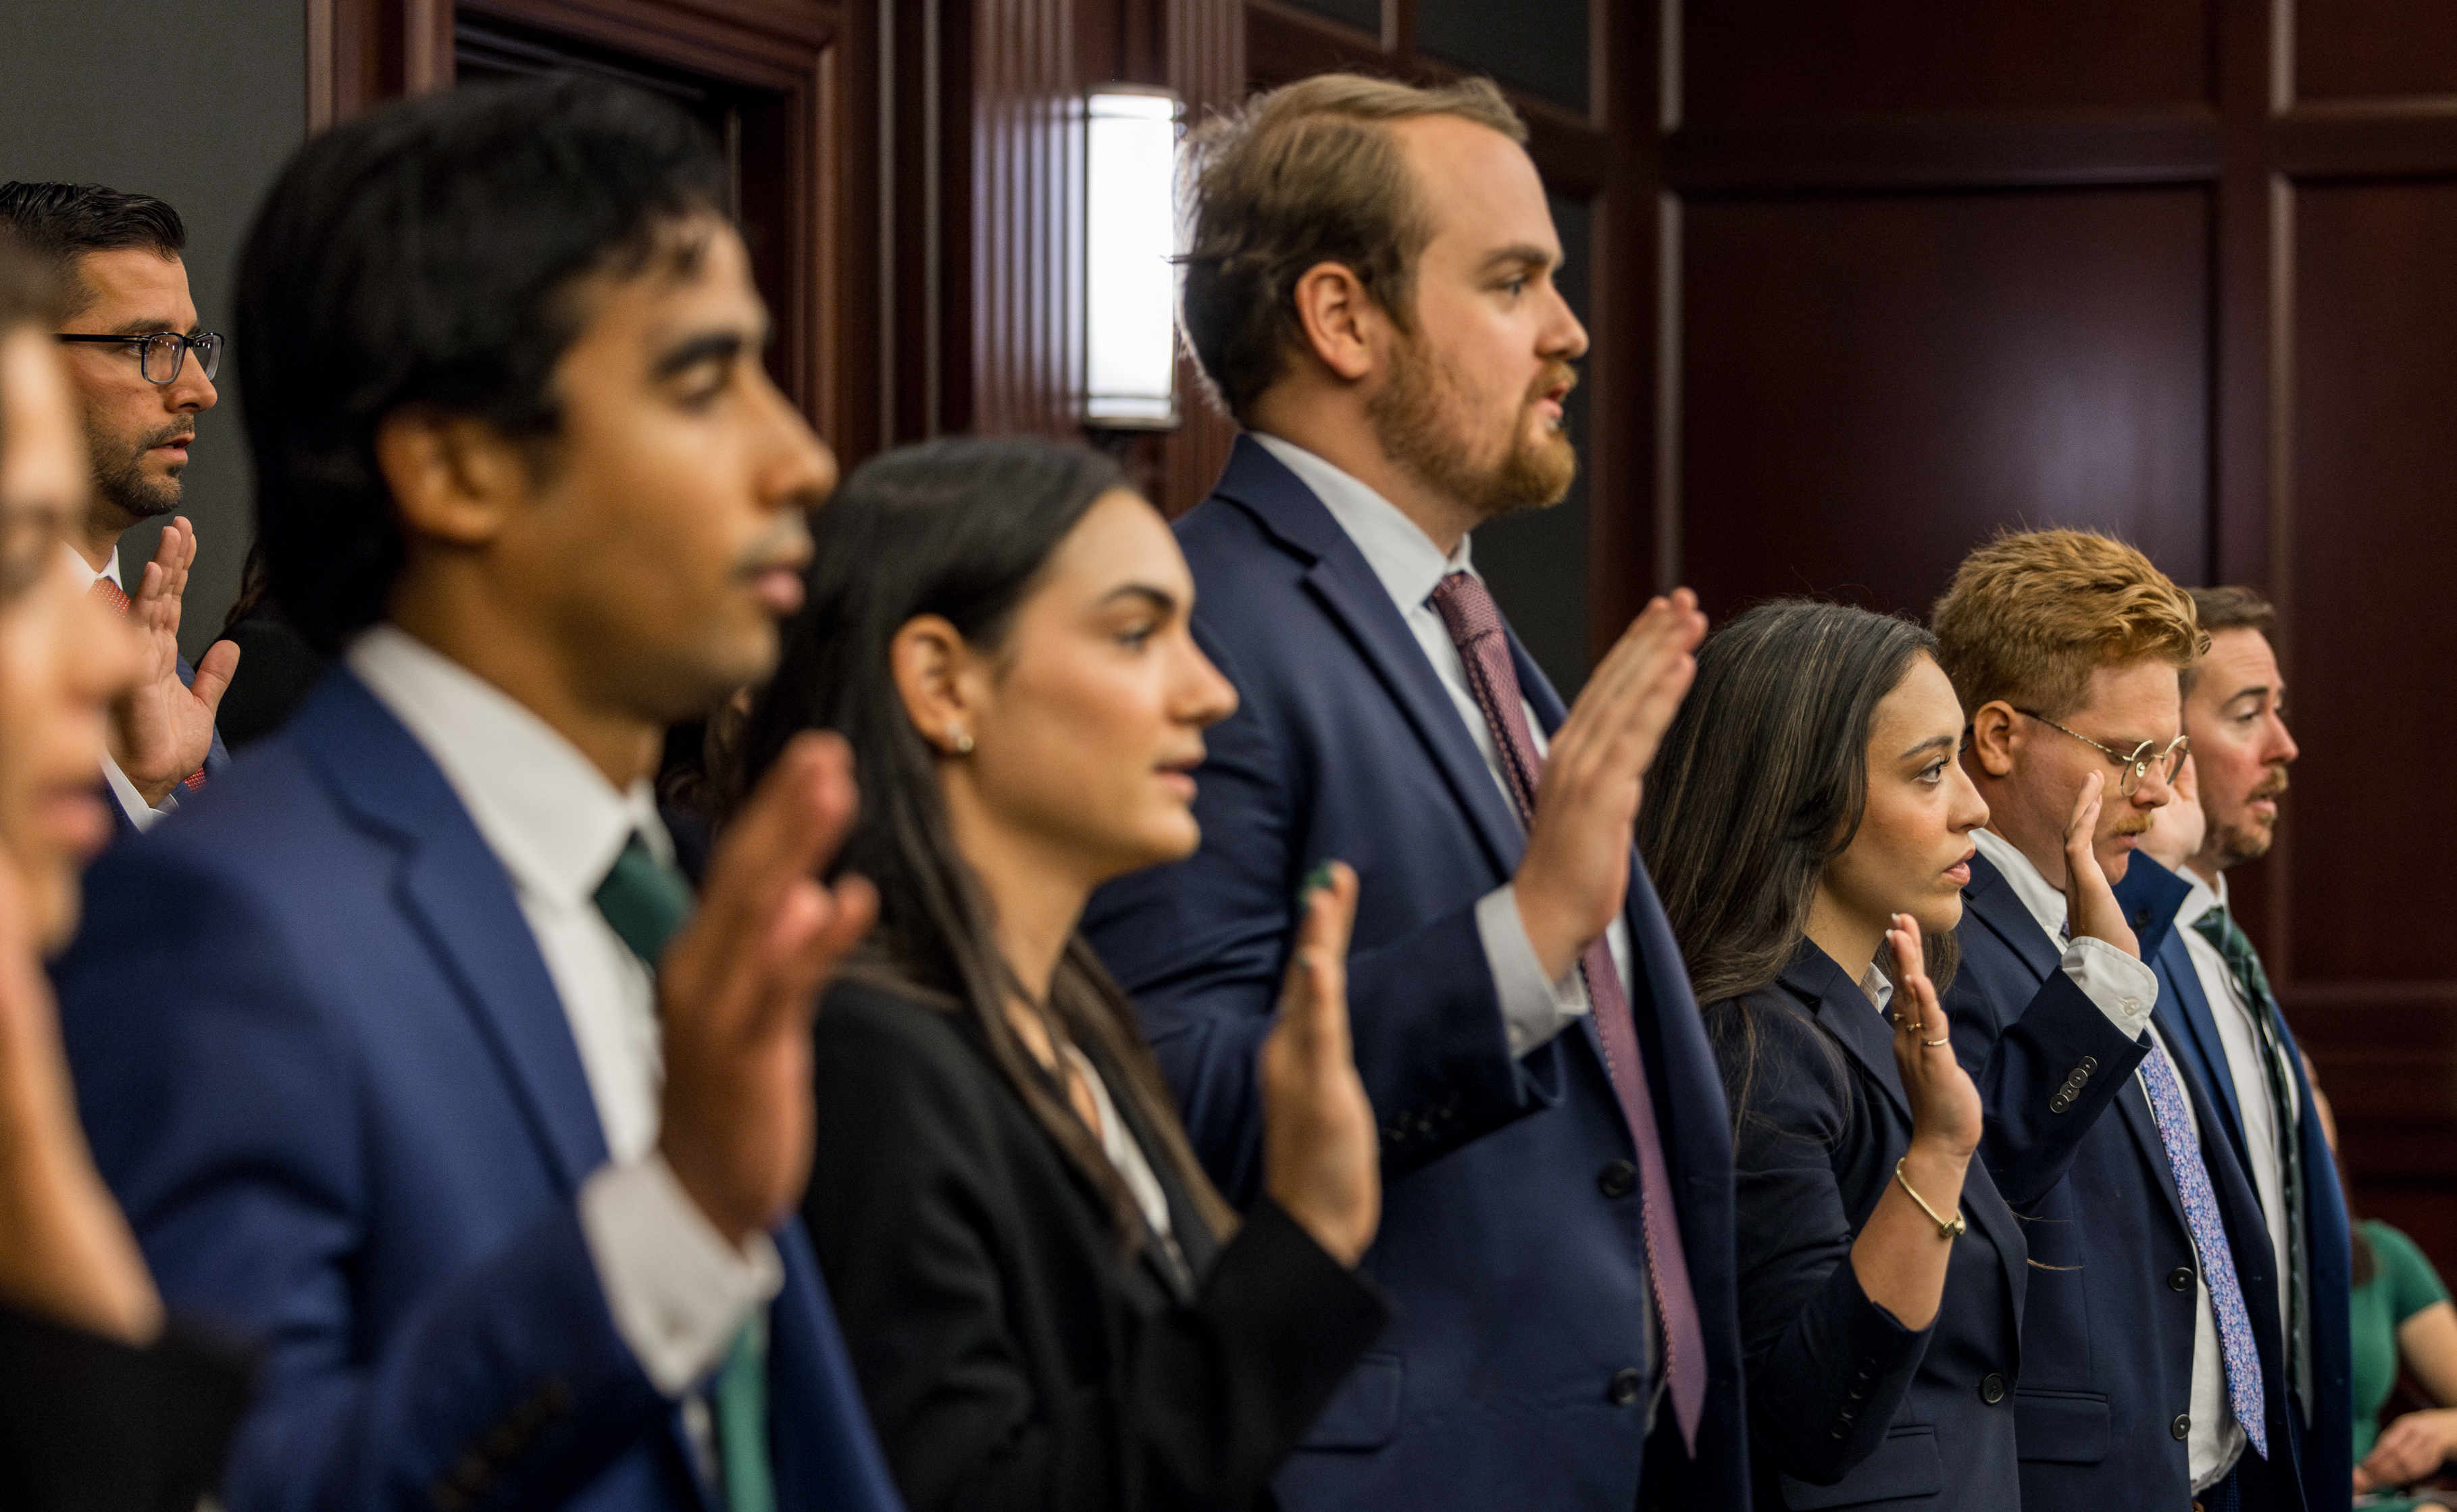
left=0, top=0, right=305, bottom=660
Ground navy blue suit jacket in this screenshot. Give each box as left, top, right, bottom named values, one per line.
left=1715, top=944, right=2026, bottom=1511
left=2113, top=861, right=2354, bottom=1512
left=105, top=650, right=232, bottom=838
left=1082, top=438, right=1748, bottom=1512
left=1947, top=849, right=2304, bottom=1511
left=56, top=669, right=904, bottom=1512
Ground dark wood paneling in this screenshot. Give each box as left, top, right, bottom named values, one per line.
left=1679, top=0, right=2213, bottom=124
left=1666, top=116, right=2222, bottom=195
left=2296, top=0, right=2457, bottom=105
left=2282, top=179, right=2457, bottom=984
left=1677, top=188, right=2211, bottom=624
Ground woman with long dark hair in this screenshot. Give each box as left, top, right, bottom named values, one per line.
left=1638, top=600, right=2016, bottom=1510
left=733, top=436, right=1388, bottom=1512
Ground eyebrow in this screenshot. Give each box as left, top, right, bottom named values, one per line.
left=1100, top=583, right=1179, bottom=615
left=1898, top=734, right=1958, bottom=761
left=649, top=326, right=761, bottom=380
left=1475, top=243, right=1556, bottom=278
left=99, top=316, right=199, bottom=337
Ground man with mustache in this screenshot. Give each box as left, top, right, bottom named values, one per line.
left=0, top=183, right=233, bottom=832
left=1082, top=74, right=1746, bottom=1511
left=2125, top=585, right=2352, bottom=1511
left=51, top=80, right=901, bottom=1511
left=1932, top=532, right=2302, bottom=1512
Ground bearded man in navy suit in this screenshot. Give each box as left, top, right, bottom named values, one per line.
left=1082, top=74, right=1746, bottom=1512
left=55, top=80, right=901, bottom=1512
left=2117, top=585, right=2352, bottom=1511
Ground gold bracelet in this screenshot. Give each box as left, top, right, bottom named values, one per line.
left=1894, top=1157, right=1967, bottom=1240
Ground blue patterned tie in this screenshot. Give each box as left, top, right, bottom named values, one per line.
left=2137, top=1044, right=2267, bottom=1457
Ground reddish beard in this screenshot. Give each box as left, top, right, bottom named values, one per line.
left=1367, top=328, right=1578, bottom=520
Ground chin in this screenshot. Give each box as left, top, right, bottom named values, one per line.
left=2099, top=849, right=2133, bottom=884
left=1915, top=892, right=1965, bottom=936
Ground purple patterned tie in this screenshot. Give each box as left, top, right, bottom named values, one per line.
left=2138, top=1042, right=2268, bottom=1457
left=1428, top=570, right=1706, bottom=1453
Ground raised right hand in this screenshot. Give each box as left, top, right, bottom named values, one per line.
left=657, top=732, right=878, bottom=1246
left=1515, top=589, right=1707, bottom=980
left=2060, top=772, right=2140, bottom=958
left=1260, top=863, right=1377, bottom=1267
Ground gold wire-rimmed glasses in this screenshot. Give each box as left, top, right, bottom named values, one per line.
left=2013, top=709, right=2189, bottom=797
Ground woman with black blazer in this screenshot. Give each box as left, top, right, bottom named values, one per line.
left=732, top=436, right=1390, bottom=1512
left=1638, top=601, right=2020, bottom=1511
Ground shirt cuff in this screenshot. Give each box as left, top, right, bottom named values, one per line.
left=579, top=1155, right=784, bottom=1397
left=101, top=757, right=175, bottom=831
left=1477, top=884, right=1588, bottom=1057
left=2060, top=936, right=2159, bottom=1037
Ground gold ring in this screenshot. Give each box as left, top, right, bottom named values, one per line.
left=1923, top=1036, right=1951, bottom=1047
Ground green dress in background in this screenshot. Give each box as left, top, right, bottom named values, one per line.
left=2353, top=1219, right=2454, bottom=1510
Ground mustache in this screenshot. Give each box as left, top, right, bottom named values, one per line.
left=1525, top=361, right=1579, bottom=405
left=2250, top=768, right=2289, bottom=801
left=135, top=421, right=193, bottom=455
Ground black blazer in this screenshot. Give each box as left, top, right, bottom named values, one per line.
left=0, top=1303, right=251, bottom=1511
left=800, top=977, right=1392, bottom=1512
left=1711, top=944, right=2026, bottom=1511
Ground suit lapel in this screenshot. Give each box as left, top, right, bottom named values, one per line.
left=293, top=670, right=611, bottom=1191
left=1213, top=440, right=1525, bottom=878
left=1961, top=852, right=2063, bottom=982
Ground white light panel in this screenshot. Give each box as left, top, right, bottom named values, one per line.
left=1084, top=87, right=1182, bottom=429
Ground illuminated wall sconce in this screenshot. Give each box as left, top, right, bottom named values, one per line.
left=1084, top=86, right=1184, bottom=430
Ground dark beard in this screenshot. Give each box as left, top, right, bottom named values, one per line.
left=84, top=417, right=185, bottom=523
left=1367, top=329, right=1577, bottom=521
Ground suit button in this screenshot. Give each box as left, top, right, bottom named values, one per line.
left=1607, top=1368, right=1644, bottom=1406
left=2050, top=1093, right=2071, bottom=1113
left=1598, top=1160, right=1637, bottom=1199
left=2169, top=1265, right=2196, bottom=1292
left=2172, top=1413, right=2192, bottom=1440
left=1979, top=1373, right=2006, bottom=1405
left=2079, top=1057, right=2098, bottom=1072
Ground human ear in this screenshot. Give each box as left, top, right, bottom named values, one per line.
left=374, top=406, right=530, bottom=548
left=1288, top=261, right=1383, bottom=383
left=1967, top=701, right=2019, bottom=779
left=890, top=614, right=986, bottom=757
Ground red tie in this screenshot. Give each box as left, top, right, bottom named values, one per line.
left=88, top=576, right=206, bottom=792
left=1428, top=570, right=1706, bottom=1454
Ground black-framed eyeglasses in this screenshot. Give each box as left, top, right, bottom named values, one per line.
left=55, top=330, right=223, bottom=385
left=2014, top=709, right=2189, bottom=797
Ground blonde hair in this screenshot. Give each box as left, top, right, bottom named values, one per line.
left=1179, top=72, right=1525, bottom=422
left=1930, top=528, right=2205, bottom=720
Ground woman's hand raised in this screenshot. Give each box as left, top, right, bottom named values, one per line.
left=1259, top=863, right=1379, bottom=1267
left=1887, top=915, right=1983, bottom=1161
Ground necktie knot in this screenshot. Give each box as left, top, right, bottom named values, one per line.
left=88, top=576, right=131, bottom=617
left=593, top=832, right=693, bottom=967
left=1428, top=570, right=1505, bottom=650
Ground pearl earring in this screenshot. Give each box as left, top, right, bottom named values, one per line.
left=948, top=726, right=974, bottom=756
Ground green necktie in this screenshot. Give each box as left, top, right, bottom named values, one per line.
left=592, top=834, right=775, bottom=1512
left=2193, top=901, right=2314, bottom=1424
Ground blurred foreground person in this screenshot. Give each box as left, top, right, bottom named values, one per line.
left=1081, top=72, right=1744, bottom=1512
left=1933, top=530, right=2302, bottom=1512
left=55, top=80, right=901, bottom=1511
left=2122, top=585, right=2352, bottom=1508
left=734, top=437, right=1389, bottom=1512
left=0, top=228, right=248, bottom=1507
left=0, top=182, right=233, bottom=828
left=1640, top=603, right=2017, bottom=1510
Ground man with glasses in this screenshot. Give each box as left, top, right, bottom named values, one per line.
left=0, top=182, right=232, bottom=832
left=1931, top=530, right=2302, bottom=1512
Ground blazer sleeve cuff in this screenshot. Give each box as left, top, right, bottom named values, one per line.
left=1754, top=1254, right=1931, bottom=1487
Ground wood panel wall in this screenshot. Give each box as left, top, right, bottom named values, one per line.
left=1634, top=0, right=2457, bottom=1269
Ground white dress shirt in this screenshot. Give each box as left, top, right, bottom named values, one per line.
left=1253, top=434, right=1632, bottom=1059
left=68, top=544, right=178, bottom=831
left=2175, top=868, right=2299, bottom=1354
left=1970, top=827, right=2244, bottom=1488
left=347, top=626, right=780, bottom=1401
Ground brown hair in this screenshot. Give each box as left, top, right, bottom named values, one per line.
left=1929, top=528, right=2205, bottom=722
left=0, top=227, right=70, bottom=466
left=2181, top=586, right=2279, bottom=697
left=1179, top=72, right=1525, bottom=422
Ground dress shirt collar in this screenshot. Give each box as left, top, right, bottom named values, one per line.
left=63, top=540, right=120, bottom=590
left=1251, top=432, right=1477, bottom=613
left=345, top=624, right=668, bottom=910
left=2176, top=865, right=2223, bottom=930
left=1971, top=826, right=2069, bottom=943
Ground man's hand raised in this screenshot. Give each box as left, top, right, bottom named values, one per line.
left=109, top=518, right=238, bottom=806
left=1515, top=588, right=1707, bottom=982
left=657, top=732, right=876, bottom=1246
left=2061, top=772, right=2140, bottom=959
